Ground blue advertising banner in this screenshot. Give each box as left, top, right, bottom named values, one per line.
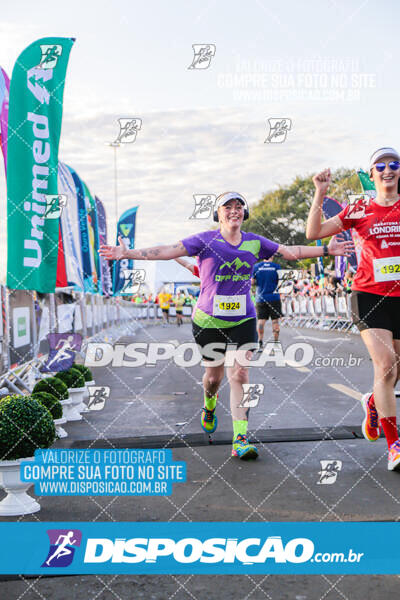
left=58, top=162, right=84, bottom=290
left=95, top=196, right=112, bottom=296
left=112, top=206, right=138, bottom=296
left=67, top=165, right=94, bottom=293
left=87, top=188, right=102, bottom=294
left=323, top=196, right=358, bottom=271
left=0, top=522, right=398, bottom=574
left=82, top=180, right=100, bottom=293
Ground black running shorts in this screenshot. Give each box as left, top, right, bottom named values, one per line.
left=350, top=291, right=400, bottom=338
left=192, top=318, right=257, bottom=361
left=256, top=300, right=282, bottom=320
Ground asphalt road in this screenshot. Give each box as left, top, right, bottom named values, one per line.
left=55, top=320, right=374, bottom=442
left=1, top=319, right=399, bottom=599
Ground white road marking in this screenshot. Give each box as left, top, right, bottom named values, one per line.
left=293, top=366, right=311, bottom=373
left=328, top=383, right=362, bottom=401
left=294, top=335, right=349, bottom=343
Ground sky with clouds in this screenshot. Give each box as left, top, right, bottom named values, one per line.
left=0, top=0, right=399, bottom=281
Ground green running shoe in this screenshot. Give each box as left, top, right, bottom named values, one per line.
left=231, top=434, right=258, bottom=460
left=201, top=406, right=218, bottom=433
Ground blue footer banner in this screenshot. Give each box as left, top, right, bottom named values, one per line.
left=0, top=522, right=398, bottom=574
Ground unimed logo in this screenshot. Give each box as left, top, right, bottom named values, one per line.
left=83, top=536, right=314, bottom=565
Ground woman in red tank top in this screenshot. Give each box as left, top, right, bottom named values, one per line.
left=307, top=147, right=400, bottom=472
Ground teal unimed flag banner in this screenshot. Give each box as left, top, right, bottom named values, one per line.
left=357, top=169, right=376, bottom=193
left=7, top=37, right=74, bottom=292
left=82, top=181, right=101, bottom=294
left=112, top=207, right=138, bottom=295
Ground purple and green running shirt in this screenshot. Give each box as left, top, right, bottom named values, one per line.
left=181, top=230, right=279, bottom=328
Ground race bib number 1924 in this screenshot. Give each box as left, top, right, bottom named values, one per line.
left=213, top=295, right=246, bottom=316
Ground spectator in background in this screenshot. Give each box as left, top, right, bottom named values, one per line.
left=158, top=287, right=172, bottom=325
left=343, top=270, right=354, bottom=293
left=251, top=257, right=282, bottom=348
left=292, top=279, right=301, bottom=295
left=310, top=279, right=320, bottom=297
left=173, top=291, right=185, bottom=326
left=301, top=279, right=311, bottom=296
left=190, top=294, right=197, bottom=307
left=325, top=276, right=336, bottom=297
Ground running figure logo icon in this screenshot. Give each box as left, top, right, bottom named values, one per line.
left=38, top=45, right=63, bottom=69
left=42, top=529, right=82, bottom=567
left=239, top=384, right=264, bottom=408
left=43, top=194, right=68, bottom=219
left=42, top=333, right=82, bottom=372
left=264, top=118, right=292, bottom=143
left=317, top=460, right=342, bottom=484
left=87, top=386, right=110, bottom=411
left=121, top=269, right=146, bottom=294
left=188, top=44, right=216, bottom=70
left=189, top=195, right=216, bottom=219
left=114, top=118, right=142, bottom=143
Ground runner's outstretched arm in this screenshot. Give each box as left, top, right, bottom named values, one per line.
left=275, top=236, right=354, bottom=261
left=99, top=237, right=188, bottom=261
left=306, top=168, right=346, bottom=240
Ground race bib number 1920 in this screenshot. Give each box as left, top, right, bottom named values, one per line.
left=213, top=295, right=246, bottom=317
left=373, top=257, right=400, bottom=282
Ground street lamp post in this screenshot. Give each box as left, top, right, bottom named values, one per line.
left=106, top=141, right=120, bottom=238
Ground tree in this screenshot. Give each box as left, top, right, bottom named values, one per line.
left=242, top=168, right=361, bottom=268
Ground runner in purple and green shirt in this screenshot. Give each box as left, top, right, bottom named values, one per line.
left=99, top=191, right=353, bottom=461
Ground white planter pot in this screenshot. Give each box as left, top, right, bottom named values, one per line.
left=60, top=398, right=76, bottom=422
left=54, top=417, right=68, bottom=438
left=0, top=457, right=40, bottom=516
left=68, top=387, right=86, bottom=420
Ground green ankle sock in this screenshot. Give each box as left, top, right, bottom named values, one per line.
left=204, top=393, right=217, bottom=411
left=233, top=420, right=248, bottom=442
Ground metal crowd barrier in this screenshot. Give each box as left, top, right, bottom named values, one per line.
left=0, top=289, right=196, bottom=394
left=0, top=284, right=358, bottom=389
left=281, top=293, right=358, bottom=333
